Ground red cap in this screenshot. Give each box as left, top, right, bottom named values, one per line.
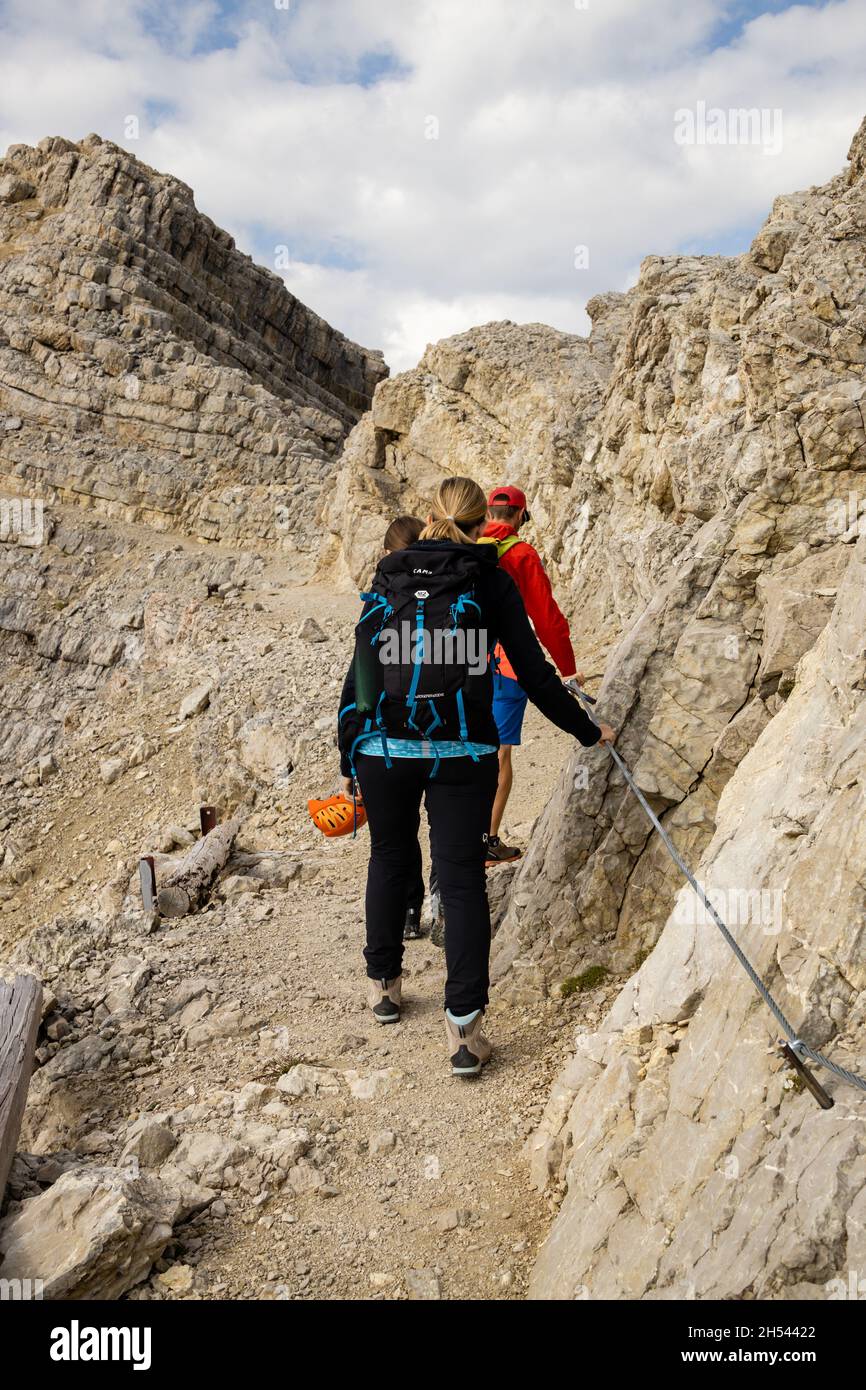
left=487, top=485, right=530, bottom=519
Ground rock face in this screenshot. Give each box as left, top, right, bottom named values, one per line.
left=528, top=535, right=866, bottom=1299
left=501, top=122, right=866, bottom=1299
left=321, top=303, right=628, bottom=599
left=325, top=118, right=866, bottom=1299
left=0, top=134, right=384, bottom=820
left=0, top=134, right=386, bottom=560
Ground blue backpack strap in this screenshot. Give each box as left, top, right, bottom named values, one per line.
left=348, top=716, right=373, bottom=778
left=427, top=700, right=443, bottom=779
left=424, top=698, right=443, bottom=735
left=455, top=688, right=480, bottom=762
left=406, top=598, right=427, bottom=730
left=358, top=591, right=393, bottom=642
left=448, top=591, right=481, bottom=631
left=374, top=690, right=392, bottom=768
left=423, top=698, right=444, bottom=775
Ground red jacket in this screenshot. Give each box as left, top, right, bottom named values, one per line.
left=483, top=521, right=577, bottom=680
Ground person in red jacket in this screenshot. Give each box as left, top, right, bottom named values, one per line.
left=482, top=485, right=585, bottom=864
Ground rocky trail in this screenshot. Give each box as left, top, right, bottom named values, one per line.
left=0, top=503, right=621, bottom=1301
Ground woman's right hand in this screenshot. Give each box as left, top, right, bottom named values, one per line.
left=342, top=776, right=362, bottom=801
left=596, top=723, right=617, bottom=745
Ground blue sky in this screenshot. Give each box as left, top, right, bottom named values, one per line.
left=0, top=0, right=863, bottom=369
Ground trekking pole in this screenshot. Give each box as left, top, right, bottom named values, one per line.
left=565, top=682, right=866, bottom=1105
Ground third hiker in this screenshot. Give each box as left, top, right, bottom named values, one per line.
left=480, top=484, right=585, bottom=865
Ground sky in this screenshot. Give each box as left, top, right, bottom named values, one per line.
left=0, top=0, right=863, bottom=371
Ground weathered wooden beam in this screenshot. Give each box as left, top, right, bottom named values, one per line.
left=156, top=812, right=244, bottom=919
left=0, top=971, right=42, bottom=1205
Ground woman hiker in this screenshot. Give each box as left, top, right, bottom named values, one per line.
left=337, top=477, right=615, bottom=1078
left=380, top=515, right=436, bottom=941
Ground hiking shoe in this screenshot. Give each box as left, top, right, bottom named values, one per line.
left=368, top=976, right=402, bottom=1025
left=444, top=1010, right=492, bottom=1077
left=485, top=835, right=522, bottom=866
left=403, top=907, right=423, bottom=941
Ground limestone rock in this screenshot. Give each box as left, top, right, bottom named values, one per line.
left=165, top=1132, right=246, bottom=1189
left=0, top=1166, right=189, bottom=1299
left=297, top=616, right=327, bottom=643
left=276, top=1064, right=342, bottom=1098
left=405, top=1267, right=442, bottom=1300
left=99, top=757, right=126, bottom=786
left=179, top=685, right=212, bottom=721
left=237, top=716, right=293, bottom=784
left=0, top=134, right=387, bottom=571
left=0, top=174, right=34, bottom=203
left=154, top=1263, right=195, bottom=1296
left=369, top=1129, right=397, bottom=1155
left=122, top=1119, right=178, bottom=1170
left=343, top=1068, right=401, bottom=1101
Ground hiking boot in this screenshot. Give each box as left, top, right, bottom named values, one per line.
left=444, top=1009, right=492, bottom=1077
left=403, top=906, right=423, bottom=941
left=368, top=976, right=402, bottom=1025
left=485, top=834, right=522, bottom=866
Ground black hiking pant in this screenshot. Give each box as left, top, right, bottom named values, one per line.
left=405, top=839, right=438, bottom=915
left=356, top=751, right=499, bottom=1014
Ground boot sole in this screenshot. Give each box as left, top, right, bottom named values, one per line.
left=450, top=1046, right=489, bottom=1076
left=485, top=854, right=522, bottom=867
left=373, top=1010, right=400, bottom=1025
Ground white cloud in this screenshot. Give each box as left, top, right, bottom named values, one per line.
left=0, top=0, right=863, bottom=370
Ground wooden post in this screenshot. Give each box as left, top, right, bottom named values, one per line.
left=139, top=856, right=157, bottom=915
left=0, top=972, right=42, bottom=1204
left=156, top=812, right=244, bottom=919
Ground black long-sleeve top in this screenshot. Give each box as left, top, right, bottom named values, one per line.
left=338, top=539, right=601, bottom=776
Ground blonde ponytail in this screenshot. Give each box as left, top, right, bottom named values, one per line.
left=420, top=476, right=487, bottom=544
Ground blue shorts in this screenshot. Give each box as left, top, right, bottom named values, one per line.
left=492, top=672, right=529, bottom=746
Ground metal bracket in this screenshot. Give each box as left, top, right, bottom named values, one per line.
left=200, top=805, right=218, bottom=836
left=564, top=679, right=597, bottom=705
left=780, top=1041, right=835, bottom=1110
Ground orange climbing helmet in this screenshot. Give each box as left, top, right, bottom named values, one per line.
left=307, top=793, right=367, bottom=838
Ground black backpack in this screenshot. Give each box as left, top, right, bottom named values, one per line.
left=343, top=545, right=492, bottom=770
